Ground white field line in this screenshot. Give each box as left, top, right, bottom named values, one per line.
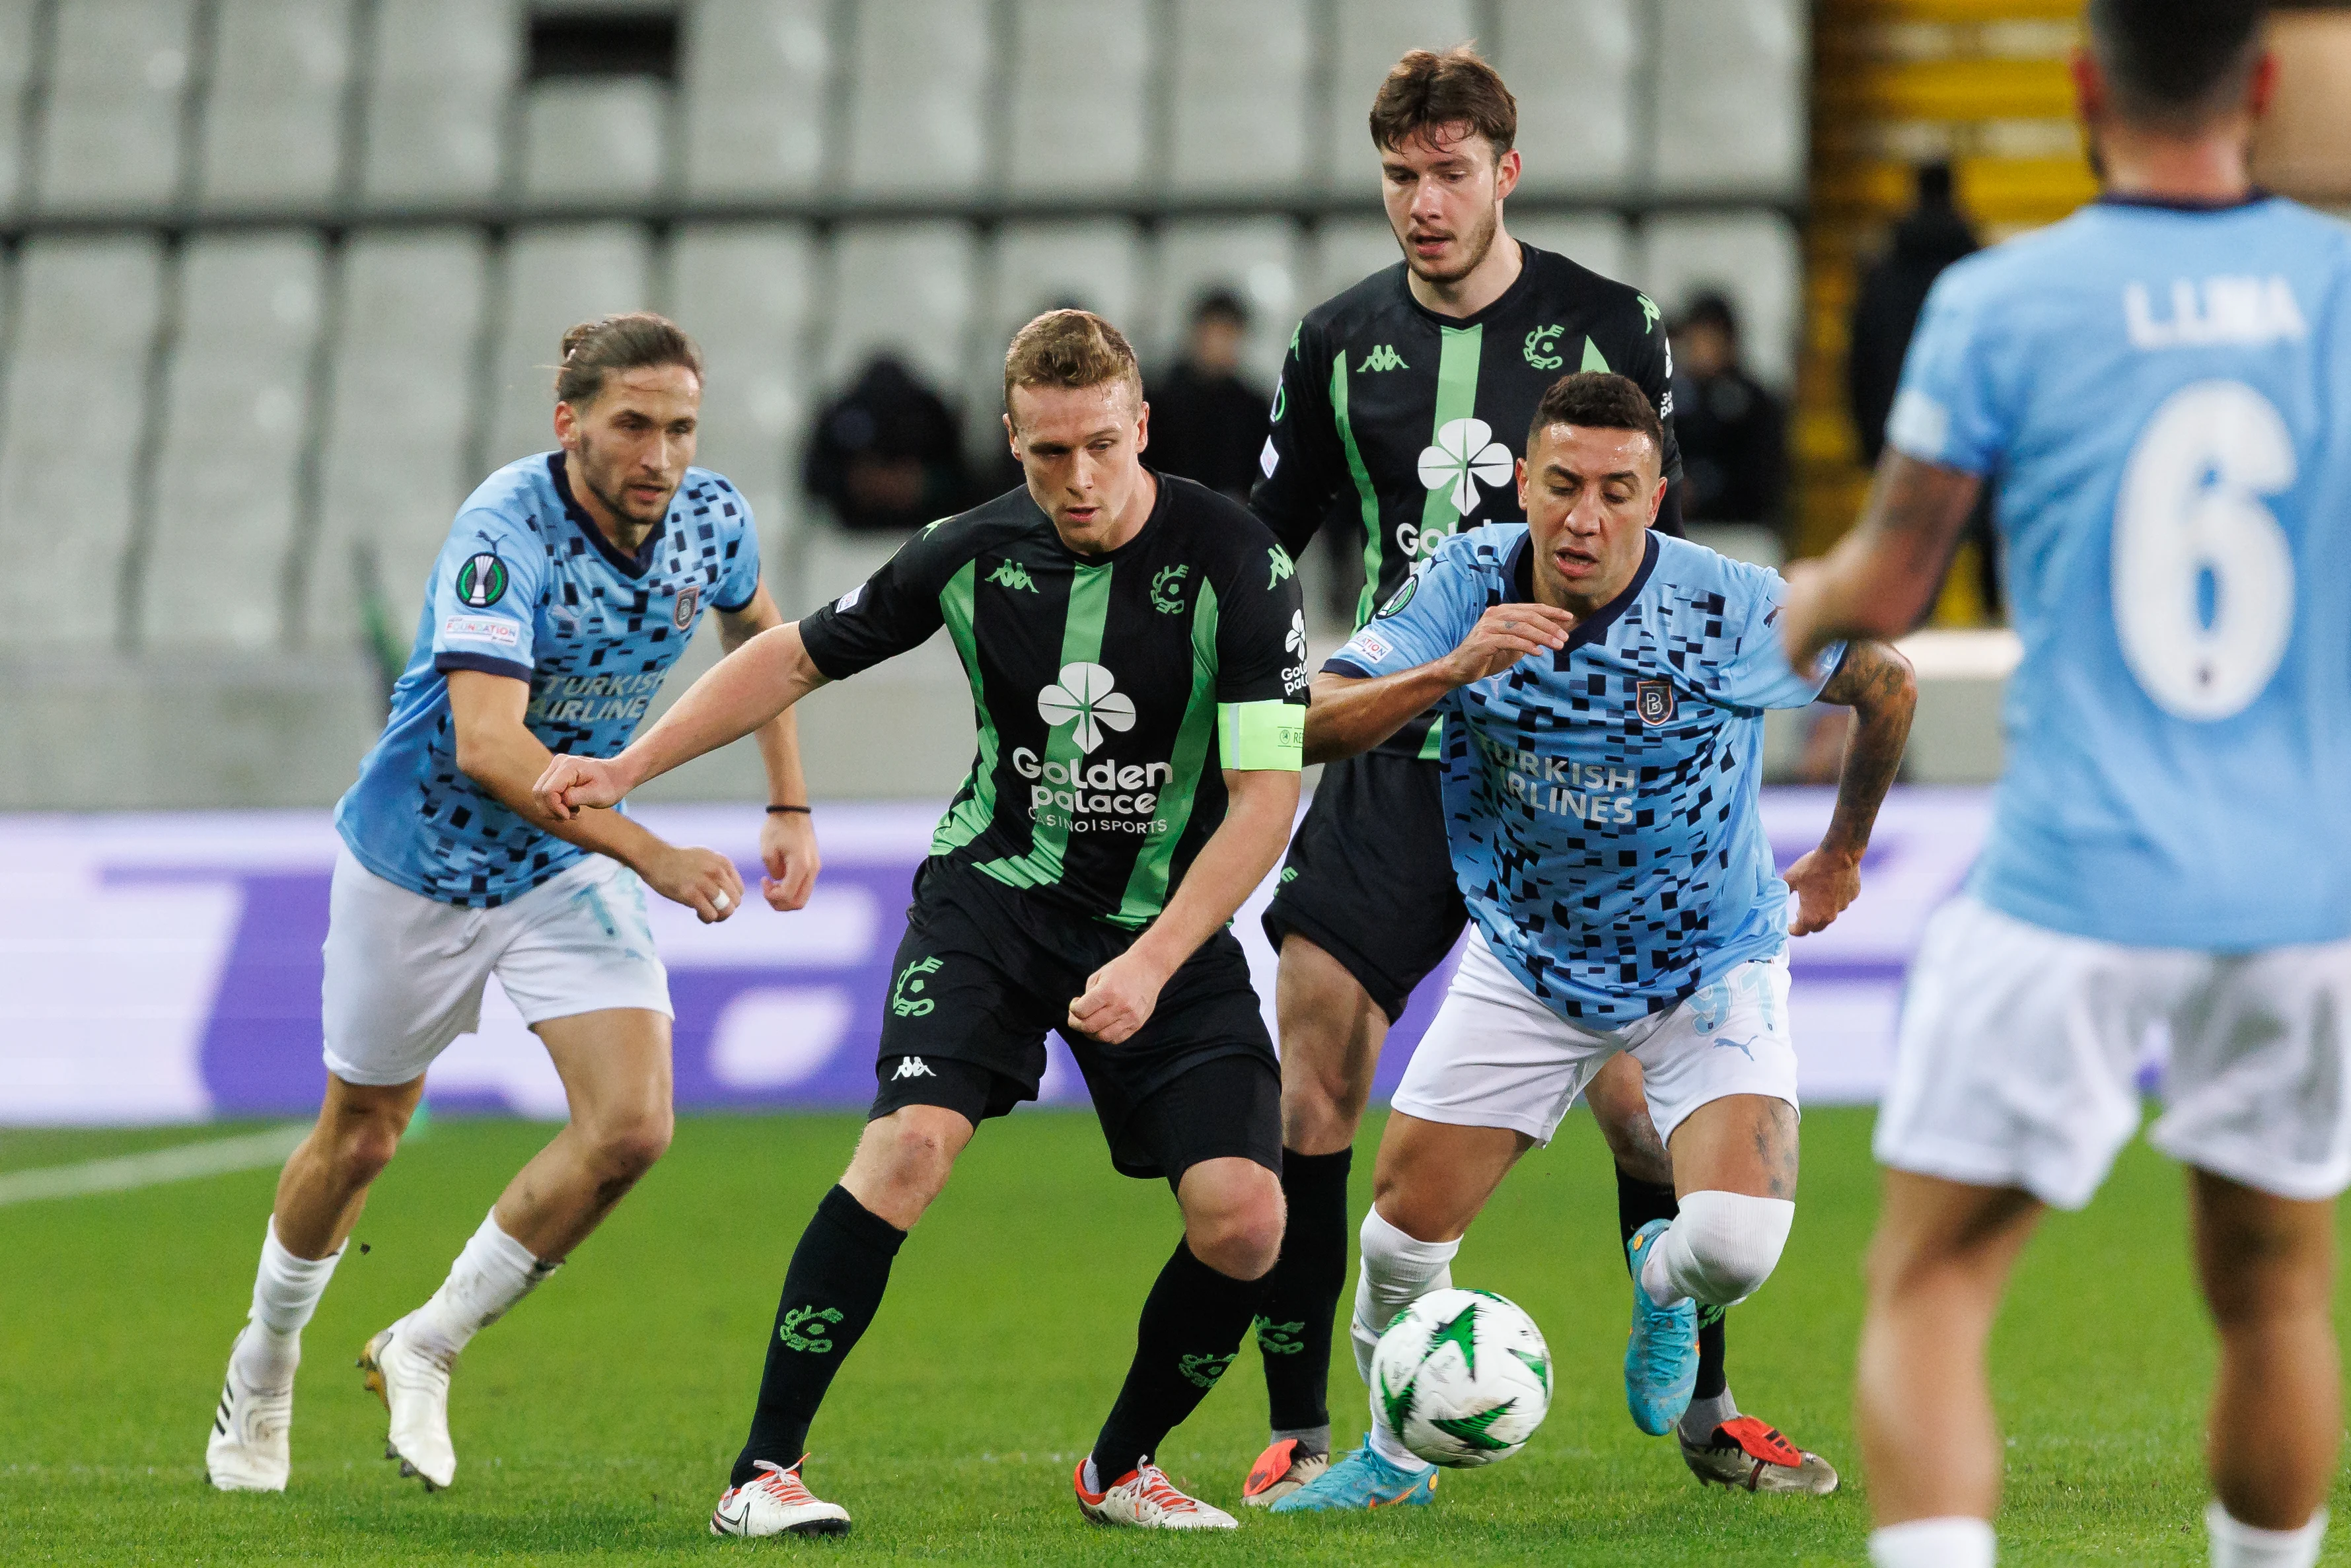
left=0, top=1124, right=308, bottom=1207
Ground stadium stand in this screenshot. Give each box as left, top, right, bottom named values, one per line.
left=0, top=0, right=1807, bottom=807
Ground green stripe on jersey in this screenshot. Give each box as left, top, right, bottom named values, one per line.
left=1580, top=336, right=1610, bottom=373
left=1416, top=324, right=1487, bottom=555
left=1330, top=358, right=1384, bottom=629
left=931, top=561, right=997, bottom=855
left=1114, top=581, right=1221, bottom=927
left=1217, top=699, right=1303, bottom=771
left=974, top=561, right=1113, bottom=892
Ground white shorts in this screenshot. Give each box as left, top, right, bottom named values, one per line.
left=1876, top=894, right=2351, bottom=1209
left=320, top=844, right=672, bottom=1087
left=1392, top=931, right=1801, bottom=1146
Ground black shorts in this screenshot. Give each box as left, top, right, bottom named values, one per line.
left=1261, top=751, right=1467, bottom=1022
left=867, top=859, right=1282, bottom=1184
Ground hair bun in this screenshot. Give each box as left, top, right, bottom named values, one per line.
left=560, top=320, right=602, bottom=361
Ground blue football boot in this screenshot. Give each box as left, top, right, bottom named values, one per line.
left=1266, top=1443, right=1437, bottom=1513
left=1624, top=1217, right=1700, bottom=1436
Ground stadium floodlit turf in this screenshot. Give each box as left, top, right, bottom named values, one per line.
left=3, top=1107, right=2341, bottom=1564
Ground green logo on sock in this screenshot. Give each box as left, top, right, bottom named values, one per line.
left=779, top=1305, right=844, bottom=1353
left=1178, top=1351, right=1236, bottom=1390
left=1254, top=1316, right=1307, bottom=1355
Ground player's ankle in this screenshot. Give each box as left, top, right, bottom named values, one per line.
left=1678, top=1388, right=1737, bottom=1443
left=1868, top=1516, right=1994, bottom=1568
left=232, top=1321, right=301, bottom=1389
left=2206, top=1501, right=2327, bottom=1568
left=1272, top=1424, right=1330, bottom=1460
left=1365, top=1419, right=1432, bottom=1474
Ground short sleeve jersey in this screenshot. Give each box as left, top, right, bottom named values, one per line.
left=1889, top=196, right=2351, bottom=947
left=1326, top=526, right=1837, bottom=1021
left=799, top=474, right=1307, bottom=930
left=1252, top=242, right=1681, bottom=759
left=335, top=453, right=761, bottom=907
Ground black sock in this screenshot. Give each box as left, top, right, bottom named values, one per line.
left=1256, top=1147, right=1351, bottom=1443
left=731, top=1185, right=906, bottom=1486
left=1615, top=1167, right=1679, bottom=1250
left=1091, top=1240, right=1265, bottom=1484
left=1695, top=1305, right=1729, bottom=1400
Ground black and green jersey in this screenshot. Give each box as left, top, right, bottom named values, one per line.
left=799, top=473, right=1307, bottom=929
left=1251, top=242, right=1681, bottom=758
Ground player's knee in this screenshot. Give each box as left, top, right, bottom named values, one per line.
left=589, top=1107, right=673, bottom=1181
left=324, top=1115, right=404, bottom=1186
left=1671, top=1191, right=1795, bottom=1307
left=1182, top=1164, right=1284, bottom=1279
left=856, top=1110, right=960, bottom=1206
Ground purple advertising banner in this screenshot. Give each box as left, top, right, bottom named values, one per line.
left=0, top=789, right=1992, bottom=1125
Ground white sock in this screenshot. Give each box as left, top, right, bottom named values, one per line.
left=234, top=1218, right=343, bottom=1388
left=1640, top=1190, right=1794, bottom=1308
left=1680, top=1384, right=1739, bottom=1443
left=1367, top=1414, right=1433, bottom=1474
left=402, top=1211, right=558, bottom=1362
left=1351, top=1207, right=1459, bottom=1382
left=2208, top=1502, right=2327, bottom=1568
left=1869, top=1516, right=1996, bottom=1568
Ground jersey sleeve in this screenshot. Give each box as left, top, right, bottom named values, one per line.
left=711, top=483, right=762, bottom=614
left=1321, top=537, right=1485, bottom=680
left=795, top=522, right=959, bottom=680
left=1623, top=291, right=1686, bottom=483
left=1247, top=318, right=1349, bottom=559
left=1211, top=539, right=1310, bottom=770
left=1704, top=563, right=1845, bottom=711
left=1883, top=262, right=2012, bottom=476
left=428, top=509, right=547, bottom=683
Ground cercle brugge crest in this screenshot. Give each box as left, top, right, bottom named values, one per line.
left=455, top=552, right=507, bottom=608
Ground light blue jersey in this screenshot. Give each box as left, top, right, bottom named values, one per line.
left=336, top=453, right=762, bottom=908
left=1327, top=527, right=1837, bottom=1020
left=1891, top=195, right=2351, bottom=948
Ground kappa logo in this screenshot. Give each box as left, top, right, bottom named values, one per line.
left=891, top=1055, right=937, bottom=1079
left=1638, top=293, right=1661, bottom=333
left=1149, top=563, right=1189, bottom=614
left=1038, top=662, right=1136, bottom=754
left=1636, top=679, right=1677, bottom=727
left=1523, top=324, right=1566, bottom=370
left=1268, top=546, right=1296, bottom=589
left=1418, top=417, right=1515, bottom=519
left=1357, top=343, right=1408, bottom=373
left=672, top=583, right=699, bottom=629
left=455, top=552, right=507, bottom=608
left=986, top=559, right=1037, bottom=593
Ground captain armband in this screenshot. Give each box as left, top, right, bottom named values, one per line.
left=1217, top=700, right=1305, bottom=771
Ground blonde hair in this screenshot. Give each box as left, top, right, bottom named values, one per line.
left=1002, top=308, right=1142, bottom=423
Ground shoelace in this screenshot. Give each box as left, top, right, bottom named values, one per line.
left=1634, top=1293, right=1695, bottom=1386
left=1131, top=1464, right=1198, bottom=1515
left=748, top=1458, right=817, bottom=1505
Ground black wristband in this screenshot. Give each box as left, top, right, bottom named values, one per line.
left=766, top=804, right=812, bottom=814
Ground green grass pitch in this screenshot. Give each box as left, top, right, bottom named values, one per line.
left=4, top=1106, right=2344, bottom=1564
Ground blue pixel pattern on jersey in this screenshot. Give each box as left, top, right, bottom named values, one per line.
left=1890, top=196, right=2351, bottom=947
left=1327, top=527, right=1838, bottom=1020
left=336, top=452, right=761, bottom=907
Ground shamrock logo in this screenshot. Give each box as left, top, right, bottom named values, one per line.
left=1285, top=608, right=1307, bottom=664
left=1416, top=417, right=1515, bottom=518
left=1036, top=662, right=1135, bottom=754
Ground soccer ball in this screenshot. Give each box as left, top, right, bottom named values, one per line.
left=1369, top=1287, right=1552, bottom=1468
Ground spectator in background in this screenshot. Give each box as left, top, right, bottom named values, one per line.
left=1846, top=160, right=2000, bottom=616
left=803, top=354, right=972, bottom=532
left=1669, top=291, right=1788, bottom=534
left=1143, top=291, right=1268, bottom=503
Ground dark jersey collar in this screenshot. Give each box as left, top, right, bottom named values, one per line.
left=2095, top=188, right=2272, bottom=214
left=549, top=452, right=665, bottom=579
left=1397, top=239, right=1555, bottom=332
left=1505, top=528, right=1660, bottom=652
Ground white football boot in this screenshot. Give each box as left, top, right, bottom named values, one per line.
left=205, top=1330, right=294, bottom=1492
left=357, top=1315, right=456, bottom=1491
left=1073, top=1458, right=1238, bottom=1530
left=709, top=1459, right=852, bottom=1538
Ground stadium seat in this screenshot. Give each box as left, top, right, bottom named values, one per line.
left=668, top=223, right=816, bottom=598
left=34, top=0, right=199, bottom=212
left=1005, top=0, right=1148, bottom=196
left=198, top=0, right=353, bottom=209
left=976, top=219, right=1143, bottom=449
left=520, top=79, right=669, bottom=202
left=0, top=238, right=163, bottom=649
left=141, top=233, right=326, bottom=650
left=680, top=0, right=830, bottom=199
left=309, top=231, right=488, bottom=651
left=1311, top=216, right=1403, bottom=304
left=841, top=0, right=992, bottom=197
left=1653, top=0, right=1807, bottom=197
left=1165, top=0, right=1311, bottom=194
left=1513, top=215, right=1634, bottom=289
left=1638, top=211, right=1802, bottom=389
left=1498, top=0, right=1638, bottom=195
left=822, top=221, right=978, bottom=393
left=1320, top=0, right=1476, bottom=190
left=0, top=0, right=38, bottom=213
left=1152, top=219, right=1303, bottom=386
left=361, top=0, right=519, bottom=203
left=485, top=224, right=655, bottom=470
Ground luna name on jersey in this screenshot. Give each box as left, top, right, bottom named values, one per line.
left=1474, top=730, right=1641, bottom=824
left=525, top=670, right=668, bottom=725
